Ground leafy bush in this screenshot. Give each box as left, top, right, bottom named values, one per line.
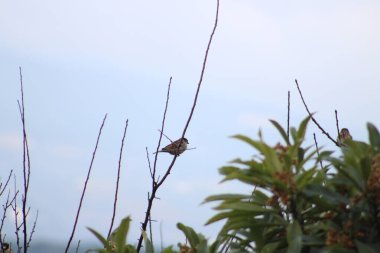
left=205, top=117, right=380, bottom=253
left=87, top=217, right=220, bottom=253
left=89, top=117, right=380, bottom=253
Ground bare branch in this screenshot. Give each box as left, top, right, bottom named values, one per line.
left=146, top=147, right=153, bottom=180
left=136, top=0, right=220, bottom=251
left=75, top=240, right=81, bottom=253
left=18, top=67, right=33, bottom=253
left=313, top=133, right=324, bottom=169
left=12, top=176, right=21, bottom=253
left=0, top=170, right=13, bottom=196
left=295, top=79, right=339, bottom=146
left=335, top=109, right=340, bottom=136
left=148, top=193, right=153, bottom=244
left=157, top=0, right=219, bottom=189
left=0, top=189, right=17, bottom=249
left=27, top=211, right=38, bottom=248
left=153, top=77, right=173, bottom=181
left=157, top=129, right=173, bottom=143
left=107, top=119, right=129, bottom=239
left=287, top=91, right=290, bottom=141
left=65, top=114, right=108, bottom=253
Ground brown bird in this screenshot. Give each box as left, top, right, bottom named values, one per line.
left=1, top=243, right=13, bottom=253
left=154, top=137, right=189, bottom=156
left=337, top=128, right=352, bottom=146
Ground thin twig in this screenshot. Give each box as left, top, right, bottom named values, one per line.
left=18, top=67, right=32, bottom=253
left=157, top=0, right=220, bottom=189
left=0, top=190, right=18, bottom=249
left=153, top=77, right=173, bottom=180
left=75, top=240, right=81, bottom=253
left=287, top=91, right=290, bottom=141
left=295, top=79, right=339, bottom=146
left=160, top=222, right=164, bottom=252
left=220, top=235, right=234, bottom=253
left=12, top=176, right=21, bottom=253
left=27, top=211, right=38, bottom=248
left=0, top=170, right=13, bottom=196
left=157, top=129, right=173, bottom=143
left=135, top=77, right=172, bottom=251
left=136, top=1, right=220, bottom=251
left=107, top=119, right=129, bottom=239
left=65, top=114, right=108, bottom=253
left=313, top=133, right=324, bottom=169
left=146, top=147, right=153, bottom=180
left=335, top=110, right=340, bottom=136
left=148, top=195, right=153, bottom=244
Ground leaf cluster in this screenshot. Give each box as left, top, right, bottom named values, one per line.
left=88, top=118, right=380, bottom=253
left=87, top=218, right=220, bottom=253
left=205, top=118, right=380, bottom=253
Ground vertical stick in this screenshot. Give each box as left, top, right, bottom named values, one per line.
left=287, top=91, right=290, bottom=141
left=65, top=114, right=107, bottom=253
left=107, top=119, right=129, bottom=239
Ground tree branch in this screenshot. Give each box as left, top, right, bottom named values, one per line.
left=295, top=79, right=339, bottom=146
left=107, top=119, right=129, bottom=239
left=136, top=0, right=220, bottom=251
left=65, top=114, right=107, bottom=253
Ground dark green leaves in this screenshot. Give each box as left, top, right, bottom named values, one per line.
left=367, top=122, right=380, bottom=152
left=286, top=221, right=302, bottom=253
left=87, top=217, right=135, bottom=253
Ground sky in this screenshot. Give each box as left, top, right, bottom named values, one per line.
left=1, top=0, right=380, bottom=250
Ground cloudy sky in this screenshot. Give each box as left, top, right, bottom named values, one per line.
left=1, top=0, right=380, bottom=249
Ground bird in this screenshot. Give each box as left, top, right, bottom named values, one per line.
left=1, top=243, right=13, bottom=253
left=337, top=128, right=352, bottom=146
left=154, top=137, right=189, bottom=156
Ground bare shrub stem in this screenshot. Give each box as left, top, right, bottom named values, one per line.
left=107, top=119, right=129, bottom=239
left=136, top=0, right=220, bottom=251
left=65, top=114, right=108, bottom=253
left=295, top=79, right=339, bottom=146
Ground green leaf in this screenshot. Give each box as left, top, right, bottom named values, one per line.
left=367, top=122, right=380, bottom=151
left=320, top=246, right=356, bottom=253
left=125, top=245, right=137, bottom=253
left=205, top=211, right=235, bottom=225
left=232, top=134, right=262, bottom=151
left=162, top=246, right=175, bottom=253
left=355, top=240, right=378, bottom=253
left=195, top=238, right=208, bottom=253
left=296, top=168, right=317, bottom=189
left=296, top=116, right=311, bottom=143
left=286, top=221, right=302, bottom=253
left=260, top=242, right=281, bottom=253
left=142, top=231, right=154, bottom=253
left=87, top=227, right=109, bottom=248
left=290, top=127, right=297, bottom=144
left=114, top=217, right=130, bottom=253
left=203, top=194, right=250, bottom=203
left=177, top=223, right=200, bottom=248
left=216, top=202, right=275, bottom=213
left=302, top=184, right=348, bottom=207
left=269, top=119, right=290, bottom=145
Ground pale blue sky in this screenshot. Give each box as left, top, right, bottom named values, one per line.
left=1, top=0, right=380, bottom=248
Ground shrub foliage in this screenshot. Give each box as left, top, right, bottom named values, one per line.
left=89, top=117, right=380, bottom=253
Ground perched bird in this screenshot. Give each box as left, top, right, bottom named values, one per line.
left=1, top=243, right=13, bottom=253
left=337, top=128, right=352, bottom=146
left=154, top=137, right=189, bottom=156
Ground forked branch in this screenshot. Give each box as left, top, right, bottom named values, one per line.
left=136, top=0, right=220, bottom=251
left=295, top=79, right=339, bottom=146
